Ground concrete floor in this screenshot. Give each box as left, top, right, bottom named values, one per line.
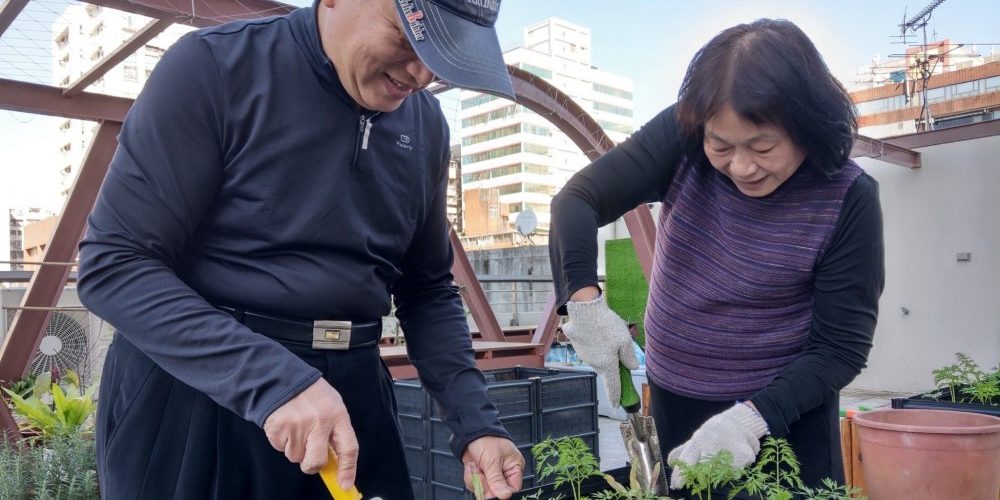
left=596, top=388, right=905, bottom=469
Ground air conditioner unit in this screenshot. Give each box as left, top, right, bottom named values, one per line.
left=1, top=289, right=105, bottom=386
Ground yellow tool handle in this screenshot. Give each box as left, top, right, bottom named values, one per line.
left=319, top=445, right=362, bottom=500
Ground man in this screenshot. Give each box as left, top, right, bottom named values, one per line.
left=77, top=0, right=524, bottom=498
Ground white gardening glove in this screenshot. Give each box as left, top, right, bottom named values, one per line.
left=667, top=403, right=769, bottom=489
left=563, top=295, right=640, bottom=407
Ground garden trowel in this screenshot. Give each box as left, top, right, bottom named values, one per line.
left=618, top=363, right=668, bottom=495
left=319, top=445, right=383, bottom=500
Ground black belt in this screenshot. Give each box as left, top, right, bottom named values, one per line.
left=216, top=305, right=382, bottom=350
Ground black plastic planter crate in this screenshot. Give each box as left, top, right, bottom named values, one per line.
left=431, top=414, right=534, bottom=452
left=891, top=395, right=1000, bottom=417
left=393, top=367, right=598, bottom=493
left=399, top=414, right=426, bottom=447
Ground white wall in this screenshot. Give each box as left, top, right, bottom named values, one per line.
left=851, top=135, right=1000, bottom=393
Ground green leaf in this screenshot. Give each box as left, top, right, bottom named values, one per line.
left=32, top=372, right=52, bottom=399
left=471, top=472, right=485, bottom=500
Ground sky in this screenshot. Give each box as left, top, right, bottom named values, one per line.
left=3, top=0, right=1000, bottom=212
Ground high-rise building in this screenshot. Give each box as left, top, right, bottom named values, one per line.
left=851, top=41, right=1000, bottom=138
left=458, top=18, right=634, bottom=249
left=51, top=4, right=193, bottom=199
left=3, top=207, right=56, bottom=272
left=447, top=144, right=463, bottom=234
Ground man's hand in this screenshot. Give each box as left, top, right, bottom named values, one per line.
left=667, top=403, right=769, bottom=489
left=263, top=378, right=359, bottom=490
left=462, top=436, right=524, bottom=499
left=563, top=293, right=640, bottom=407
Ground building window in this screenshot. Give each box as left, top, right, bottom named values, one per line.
left=593, top=83, right=633, bottom=100
left=463, top=124, right=520, bottom=146
left=55, top=28, right=69, bottom=49
left=986, top=76, right=1000, bottom=91
left=496, top=183, right=521, bottom=195
left=462, top=105, right=520, bottom=128
left=924, top=87, right=946, bottom=103
left=593, top=101, right=633, bottom=117
left=597, top=120, right=633, bottom=134
left=462, top=163, right=522, bottom=183
left=513, top=203, right=550, bottom=214
left=461, top=94, right=497, bottom=109
left=145, top=46, right=165, bottom=71
left=462, top=144, right=521, bottom=164
left=524, top=183, right=554, bottom=195
left=523, top=143, right=548, bottom=155
left=951, top=80, right=978, bottom=97
left=519, top=63, right=552, bottom=79
left=523, top=163, right=549, bottom=175
left=522, top=124, right=551, bottom=136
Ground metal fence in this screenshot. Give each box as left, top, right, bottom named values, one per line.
left=472, top=276, right=605, bottom=327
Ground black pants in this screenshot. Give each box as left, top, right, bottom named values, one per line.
left=96, top=334, right=414, bottom=500
left=649, top=379, right=843, bottom=499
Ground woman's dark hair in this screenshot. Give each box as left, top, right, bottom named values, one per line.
left=676, top=19, right=857, bottom=176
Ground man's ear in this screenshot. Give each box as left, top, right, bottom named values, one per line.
left=319, top=0, right=337, bottom=9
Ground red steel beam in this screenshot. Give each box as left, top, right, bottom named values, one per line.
left=531, top=292, right=559, bottom=349
left=0, top=78, right=132, bottom=122
left=851, top=134, right=922, bottom=169
left=64, top=18, right=173, bottom=97
left=84, top=0, right=294, bottom=28
left=622, top=206, right=656, bottom=280
left=0, top=0, right=28, bottom=38
left=506, top=66, right=657, bottom=348
left=450, top=228, right=506, bottom=342
left=0, top=122, right=121, bottom=440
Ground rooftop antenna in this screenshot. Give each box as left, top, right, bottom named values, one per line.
left=899, top=0, right=948, bottom=131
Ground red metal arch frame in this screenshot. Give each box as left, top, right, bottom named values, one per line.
left=0, top=0, right=921, bottom=440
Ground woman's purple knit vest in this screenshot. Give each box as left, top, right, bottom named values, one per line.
left=644, top=159, right=863, bottom=400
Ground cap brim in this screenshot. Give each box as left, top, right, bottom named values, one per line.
left=394, top=0, right=514, bottom=100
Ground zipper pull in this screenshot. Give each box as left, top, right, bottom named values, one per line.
left=361, top=117, right=373, bottom=150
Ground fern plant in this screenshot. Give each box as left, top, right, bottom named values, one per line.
left=962, top=377, right=1000, bottom=405
left=669, top=450, right=743, bottom=500
left=531, top=436, right=603, bottom=500
left=798, top=478, right=865, bottom=500
left=932, top=353, right=984, bottom=402
left=728, top=437, right=803, bottom=499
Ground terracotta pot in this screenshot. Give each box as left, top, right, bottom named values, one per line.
left=854, top=408, right=1000, bottom=500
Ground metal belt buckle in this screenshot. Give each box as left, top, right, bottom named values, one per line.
left=312, top=320, right=352, bottom=350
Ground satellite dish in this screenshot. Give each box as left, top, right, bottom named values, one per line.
left=515, top=208, right=537, bottom=236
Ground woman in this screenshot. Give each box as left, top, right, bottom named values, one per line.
left=549, top=19, right=884, bottom=492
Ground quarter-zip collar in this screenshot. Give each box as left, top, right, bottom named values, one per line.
left=289, top=0, right=360, bottom=110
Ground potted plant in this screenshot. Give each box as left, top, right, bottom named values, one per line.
left=891, top=352, right=999, bottom=416
left=854, top=408, right=1000, bottom=500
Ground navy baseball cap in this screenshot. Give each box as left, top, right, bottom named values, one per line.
left=394, top=0, right=514, bottom=99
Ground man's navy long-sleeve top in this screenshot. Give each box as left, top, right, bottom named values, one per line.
left=76, top=5, right=508, bottom=457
